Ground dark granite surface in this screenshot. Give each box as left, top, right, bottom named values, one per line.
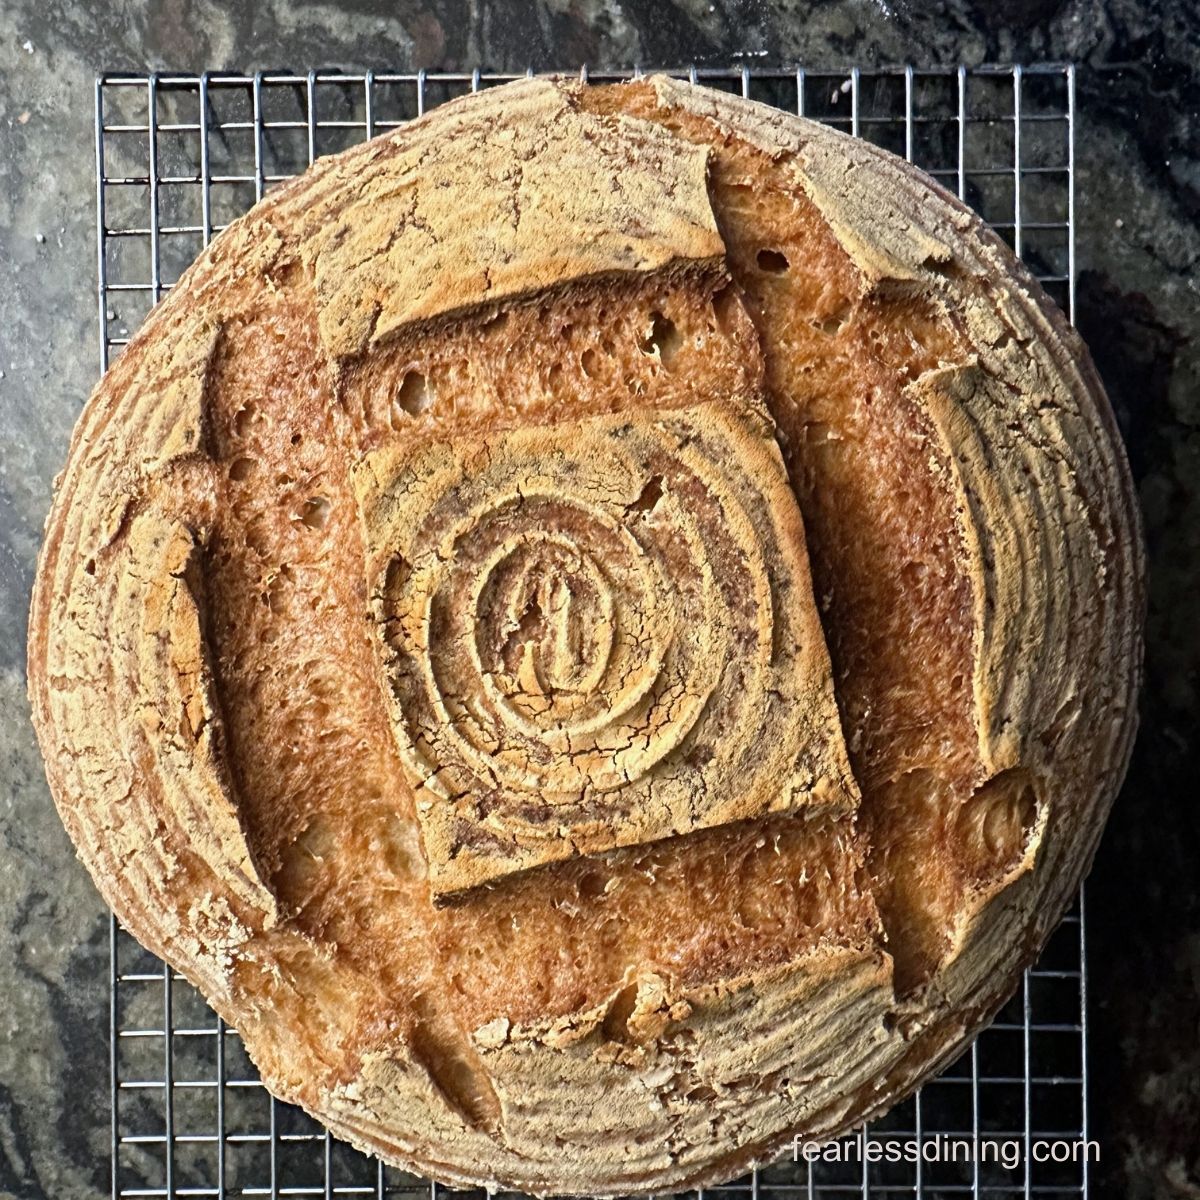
left=0, top=2, right=1197, bottom=1198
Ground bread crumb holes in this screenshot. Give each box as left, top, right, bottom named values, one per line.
left=232, top=404, right=255, bottom=438
left=816, top=302, right=852, bottom=338
left=756, top=248, right=790, bottom=273
left=393, top=371, right=431, bottom=422
left=640, top=310, right=681, bottom=367
left=299, top=496, right=331, bottom=530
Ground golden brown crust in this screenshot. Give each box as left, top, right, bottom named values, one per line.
left=270, top=80, right=725, bottom=360
left=28, top=75, right=1143, bottom=1195
left=356, top=399, right=858, bottom=897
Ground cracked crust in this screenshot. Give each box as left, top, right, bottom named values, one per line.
left=28, top=76, right=1143, bottom=1195
left=355, top=398, right=859, bottom=897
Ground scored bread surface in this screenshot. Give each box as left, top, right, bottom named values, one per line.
left=355, top=398, right=860, bottom=898
left=28, top=76, right=1142, bottom=1195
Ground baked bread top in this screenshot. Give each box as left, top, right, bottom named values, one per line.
left=29, top=76, right=1143, bottom=1195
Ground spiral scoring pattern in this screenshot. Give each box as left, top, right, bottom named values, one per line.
left=356, top=399, right=860, bottom=897
left=28, top=73, right=1144, bottom=1195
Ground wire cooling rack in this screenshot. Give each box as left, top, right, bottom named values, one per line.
left=98, top=65, right=1091, bottom=1200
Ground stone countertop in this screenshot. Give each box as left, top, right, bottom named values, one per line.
left=0, top=2, right=1196, bottom=1198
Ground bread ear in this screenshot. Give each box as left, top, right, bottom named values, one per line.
left=29, top=75, right=1141, bottom=1196
left=274, top=78, right=725, bottom=360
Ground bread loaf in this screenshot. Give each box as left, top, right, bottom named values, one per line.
left=28, top=76, right=1143, bottom=1195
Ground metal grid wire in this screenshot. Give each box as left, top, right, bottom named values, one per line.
left=98, top=64, right=1088, bottom=1200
